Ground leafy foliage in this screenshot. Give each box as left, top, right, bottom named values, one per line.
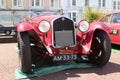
left=83, top=7, right=103, bottom=23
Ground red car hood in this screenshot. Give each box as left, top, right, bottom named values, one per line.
left=31, top=15, right=61, bottom=23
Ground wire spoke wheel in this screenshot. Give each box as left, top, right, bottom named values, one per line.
left=17, top=32, right=31, bottom=73
left=88, top=31, right=111, bottom=66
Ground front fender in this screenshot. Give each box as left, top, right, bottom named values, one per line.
left=16, top=22, right=33, bottom=32
left=90, top=22, right=110, bottom=32
left=77, top=31, right=94, bottom=54
left=77, top=22, right=110, bottom=54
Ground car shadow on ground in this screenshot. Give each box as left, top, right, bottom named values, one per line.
left=0, top=37, right=17, bottom=43
left=112, top=44, right=120, bottom=50
left=28, top=61, right=120, bottom=80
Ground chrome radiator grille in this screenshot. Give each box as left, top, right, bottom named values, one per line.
left=53, top=17, right=75, bottom=47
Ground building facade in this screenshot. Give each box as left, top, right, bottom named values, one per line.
left=0, top=0, right=61, bottom=10
left=0, top=0, right=120, bottom=25
left=0, top=0, right=30, bottom=9
left=60, top=0, right=120, bottom=23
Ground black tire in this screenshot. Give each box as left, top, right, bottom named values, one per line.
left=88, top=30, right=111, bottom=67
left=17, top=32, right=31, bottom=73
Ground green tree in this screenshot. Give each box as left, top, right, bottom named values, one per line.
left=83, top=7, right=103, bottom=23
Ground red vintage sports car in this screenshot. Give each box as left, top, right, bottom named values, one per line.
left=16, top=10, right=111, bottom=73
left=96, top=12, right=120, bottom=45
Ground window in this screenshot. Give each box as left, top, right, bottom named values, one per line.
left=73, top=13, right=76, bottom=22
left=32, top=0, right=34, bottom=6
left=14, top=0, right=17, bottom=6
left=118, top=1, right=120, bottom=10
left=98, top=0, right=105, bottom=8
left=1, top=0, right=4, bottom=5
left=98, top=0, right=101, bottom=7
left=36, top=0, right=40, bottom=6
left=85, top=0, right=89, bottom=6
left=113, top=1, right=116, bottom=10
left=13, top=0, right=22, bottom=7
left=0, top=0, right=5, bottom=8
left=0, top=0, right=4, bottom=6
left=102, top=0, right=105, bottom=7
left=51, top=0, right=54, bottom=7
left=31, top=0, right=43, bottom=7
left=101, top=15, right=110, bottom=23
left=72, top=0, right=76, bottom=6
left=111, top=13, right=120, bottom=23
left=69, top=13, right=71, bottom=19
left=50, top=0, right=59, bottom=8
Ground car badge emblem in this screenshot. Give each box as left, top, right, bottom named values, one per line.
left=62, top=17, right=65, bottom=21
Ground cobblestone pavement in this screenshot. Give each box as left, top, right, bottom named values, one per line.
left=0, top=43, right=120, bottom=80
left=0, top=43, right=18, bottom=80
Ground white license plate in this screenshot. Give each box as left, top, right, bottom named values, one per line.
left=53, top=54, right=77, bottom=61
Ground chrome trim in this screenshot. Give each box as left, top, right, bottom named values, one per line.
left=51, top=16, right=76, bottom=48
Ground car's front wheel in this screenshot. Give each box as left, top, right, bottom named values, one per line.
left=88, top=30, right=111, bottom=67
left=17, top=32, right=31, bottom=73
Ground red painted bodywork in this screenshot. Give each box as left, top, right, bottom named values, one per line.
left=96, top=12, right=120, bottom=45
left=16, top=14, right=110, bottom=55
left=17, top=22, right=33, bottom=32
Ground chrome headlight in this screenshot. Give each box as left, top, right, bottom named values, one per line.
left=78, top=20, right=89, bottom=32
left=38, top=21, right=50, bottom=33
